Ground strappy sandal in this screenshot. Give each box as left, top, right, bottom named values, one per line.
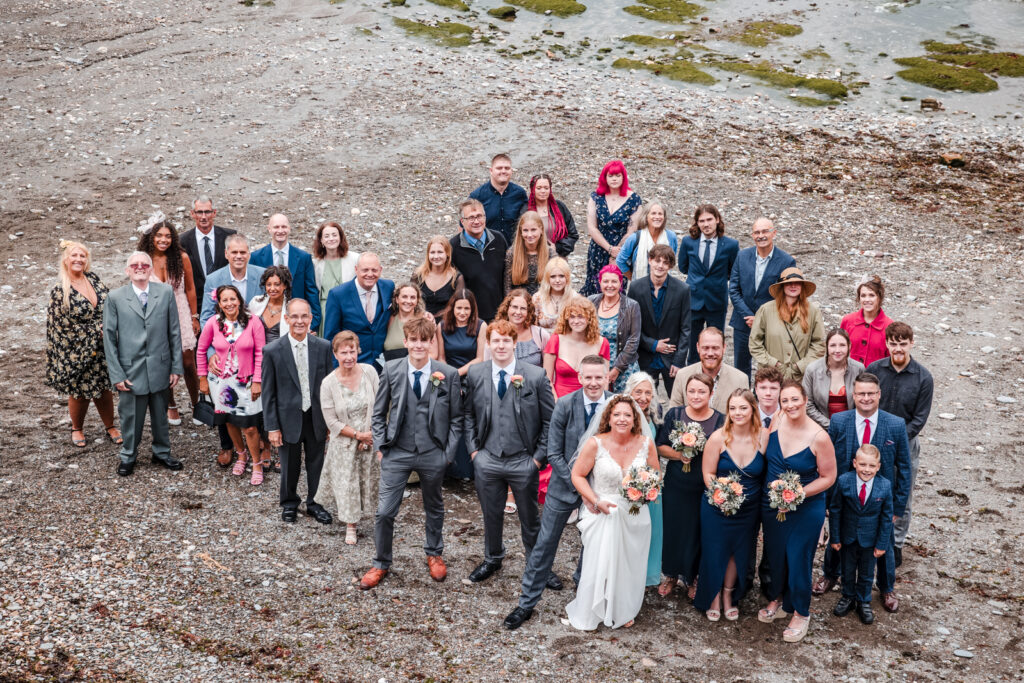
left=724, top=587, right=739, bottom=621
left=504, top=501, right=517, bottom=514
left=706, top=603, right=721, bottom=622
left=657, top=576, right=677, bottom=597
left=758, top=601, right=791, bottom=623
left=70, top=428, right=87, bottom=448
left=345, top=525, right=357, bottom=545
left=231, top=451, right=247, bottom=476
left=687, top=579, right=698, bottom=601
left=105, top=426, right=123, bottom=445
left=250, top=464, right=264, bottom=487
left=783, top=616, right=810, bottom=643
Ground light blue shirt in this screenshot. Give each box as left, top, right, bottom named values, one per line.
left=464, top=230, right=487, bottom=254
left=230, top=270, right=249, bottom=302
left=492, top=359, right=517, bottom=393
left=273, top=242, right=291, bottom=268
left=754, top=247, right=774, bottom=290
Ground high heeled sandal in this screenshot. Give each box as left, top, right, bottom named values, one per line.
left=70, top=428, right=87, bottom=448
left=705, top=606, right=721, bottom=622
left=105, top=426, right=123, bottom=445
left=345, top=526, right=357, bottom=545
left=250, top=464, right=264, bottom=486
left=231, top=451, right=247, bottom=476
left=723, top=587, right=739, bottom=621
left=758, top=602, right=791, bottom=623
left=783, top=616, right=810, bottom=643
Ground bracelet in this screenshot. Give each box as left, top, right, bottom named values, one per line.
left=192, top=314, right=200, bottom=319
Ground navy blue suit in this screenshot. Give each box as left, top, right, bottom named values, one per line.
left=825, top=409, right=910, bottom=592
left=728, top=246, right=796, bottom=377
left=322, top=279, right=395, bottom=367
left=678, top=235, right=738, bottom=365
left=250, top=244, right=321, bottom=334
left=829, top=472, right=893, bottom=602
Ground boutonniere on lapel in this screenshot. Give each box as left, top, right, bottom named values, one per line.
left=510, top=375, right=524, bottom=394
left=429, top=371, right=445, bottom=392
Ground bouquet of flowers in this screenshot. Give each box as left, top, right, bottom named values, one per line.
left=618, top=465, right=663, bottom=515
left=767, top=471, right=806, bottom=522
left=668, top=421, right=707, bottom=472
left=705, top=473, right=745, bottom=516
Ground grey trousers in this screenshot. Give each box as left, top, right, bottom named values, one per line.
left=118, top=388, right=171, bottom=465
left=474, top=450, right=540, bottom=564
left=518, top=496, right=577, bottom=611
left=893, top=436, right=920, bottom=547
left=372, top=447, right=446, bottom=570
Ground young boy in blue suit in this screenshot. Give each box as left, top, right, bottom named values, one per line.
left=829, top=444, right=893, bottom=624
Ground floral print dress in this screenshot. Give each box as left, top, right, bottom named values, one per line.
left=45, top=272, right=113, bottom=399
left=582, top=191, right=641, bottom=295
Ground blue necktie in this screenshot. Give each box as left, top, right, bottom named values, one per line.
left=702, top=239, right=712, bottom=270
left=586, top=401, right=597, bottom=427
left=413, top=370, right=423, bottom=399
left=763, top=415, right=771, bottom=429
left=497, top=370, right=507, bottom=400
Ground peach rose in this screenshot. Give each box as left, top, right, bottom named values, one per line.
left=712, top=490, right=727, bottom=505
left=645, top=488, right=659, bottom=501
left=626, top=487, right=642, bottom=501
left=730, top=482, right=743, bottom=496
left=782, top=489, right=796, bottom=504
left=681, top=433, right=697, bottom=447
left=621, top=476, right=632, bottom=488
left=639, top=470, right=651, bottom=482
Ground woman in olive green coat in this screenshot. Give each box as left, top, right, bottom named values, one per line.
left=749, top=268, right=825, bottom=382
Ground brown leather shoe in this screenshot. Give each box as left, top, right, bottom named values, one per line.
left=882, top=592, right=900, bottom=613
left=426, top=556, right=447, bottom=582
left=812, top=575, right=837, bottom=596
left=359, top=568, right=387, bottom=590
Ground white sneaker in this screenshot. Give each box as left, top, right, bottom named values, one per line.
left=192, top=418, right=204, bottom=426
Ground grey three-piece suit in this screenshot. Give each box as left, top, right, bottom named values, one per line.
left=371, top=358, right=463, bottom=570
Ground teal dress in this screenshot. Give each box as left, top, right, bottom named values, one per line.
left=645, top=417, right=664, bottom=587
left=599, top=312, right=639, bottom=393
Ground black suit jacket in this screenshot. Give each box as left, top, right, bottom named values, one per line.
left=627, top=275, right=691, bottom=370
left=261, top=334, right=332, bottom=444
left=180, top=225, right=236, bottom=300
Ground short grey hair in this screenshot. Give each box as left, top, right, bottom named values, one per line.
left=126, top=251, right=153, bottom=267
left=224, top=233, right=249, bottom=250
left=193, top=195, right=214, bottom=210
left=286, top=298, right=311, bottom=316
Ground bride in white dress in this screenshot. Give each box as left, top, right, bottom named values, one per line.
left=566, top=395, right=660, bottom=630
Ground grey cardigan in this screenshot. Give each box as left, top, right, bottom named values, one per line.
left=802, top=356, right=866, bottom=428
left=588, top=294, right=641, bottom=373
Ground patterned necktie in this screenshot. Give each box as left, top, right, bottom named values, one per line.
left=296, top=342, right=310, bottom=412
left=363, top=290, right=375, bottom=323
left=862, top=418, right=871, bottom=445
left=413, top=370, right=423, bottom=399
left=586, top=401, right=597, bottom=427
left=275, top=250, right=285, bottom=267
left=497, top=370, right=507, bottom=400
left=702, top=239, right=712, bottom=270
left=139, top=290, right=148, bottom=312
left=763, top=415, right=771, bottom=429
left=859, top=482, right=867, bottom=506
left=203, top=235, right=214, bottom=275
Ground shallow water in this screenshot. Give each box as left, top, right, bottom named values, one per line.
left=369, top=0, right=1024, bottom=118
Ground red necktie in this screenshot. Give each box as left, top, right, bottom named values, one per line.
left=862, top=418, right=871, bottom=446
left=859, top=482, right=867, bottom=506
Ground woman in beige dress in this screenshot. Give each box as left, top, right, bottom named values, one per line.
left=315, top=331, right=380, bottom=546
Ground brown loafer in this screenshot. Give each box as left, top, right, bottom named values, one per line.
left=426, top=556, right=447, bottom=582
left=882, top=592, right=899, bottom=613
left=812, top=575, right=837, bottom=596
left=657, top=576, right=677, bottom=597
left=359, top=568, right=387, bottom=590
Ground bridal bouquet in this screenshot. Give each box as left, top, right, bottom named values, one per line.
left=767, top=471, right=806, bottom=522
left=705, top=473, right=745, bottom=516
left=619, top=465, right=663, bottom=515
left=668, top=421, right=707, bottom=472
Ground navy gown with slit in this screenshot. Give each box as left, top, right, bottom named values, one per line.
left=760, top=431, right=826, bottom=618
left=694, top=449, right=765, bottom=611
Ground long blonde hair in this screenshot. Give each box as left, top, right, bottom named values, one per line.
left=57, top=240, right=91, bottom=310
left=510, top=211, right=551, bottom=287
left=413, top=235, right=457, bottom=284
left=535, top=256, right=574, bottom=311
left=722, top=389, right=761, bottom=448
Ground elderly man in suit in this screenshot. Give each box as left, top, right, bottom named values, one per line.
left=464, top=319, right=555, bottom=583
left=359, top=317, right=463, bottom=590
left=179, top=195, right=236, bottom=302
left=103, top=252, right=184, bottom=476
left=728, top=218, right=796, bottom=378
left=323, top=252, right=394, bottom=367
left=626, top=244, right=691, bottom=395
left=261, top=299, right=334, bottom=525
left=250, top=213, right=321, bottom=333
left=816, top=372, right=910, bottom=614
left=504, top=355, right=612, bottom=630
left=678, top=205, right=739, bottom=366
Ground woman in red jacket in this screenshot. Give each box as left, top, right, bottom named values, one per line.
left=840, top=275, right=892, bottom=367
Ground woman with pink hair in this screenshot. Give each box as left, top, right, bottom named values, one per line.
left=582, top=160, right=642, bottom=295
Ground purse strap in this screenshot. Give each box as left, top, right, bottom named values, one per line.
left=783, top=321, right=803, bottom=361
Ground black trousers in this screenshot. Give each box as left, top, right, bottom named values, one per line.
left=279, top=409, right=326, bottom=510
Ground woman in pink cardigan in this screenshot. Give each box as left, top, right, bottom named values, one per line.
left=197, top=284, right=268, bottom=485
left=840, top=275, right=892, bottom=367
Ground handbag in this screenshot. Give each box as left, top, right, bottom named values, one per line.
left=193, top=393, right=218, bottom=427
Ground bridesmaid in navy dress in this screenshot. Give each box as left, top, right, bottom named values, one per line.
left=438, top=289, right=486, bottom=480
left=656, top=372, right=724, bottom=599
left=582, top=160, right=641, bottom=296
left=758, top=380, right=836, bottom=642
left=695, top=389, right=765, bottom=620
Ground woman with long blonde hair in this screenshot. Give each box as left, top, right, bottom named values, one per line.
left=504, top=211, right=555, bottom=296
left=412, top=235, right=463, bottom=319
left=533, top=257, right=576, bottom=330
left=45, top=240, right=121, bottom=447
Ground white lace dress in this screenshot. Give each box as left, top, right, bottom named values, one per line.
left=565, top=436, right=652, bottom=630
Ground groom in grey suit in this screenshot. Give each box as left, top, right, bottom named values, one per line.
left=504, top=355, right=612, bottom=629
left=464, top=320, right=555, bottom=583
left=360, top=317, right=463, bottom=590
left=103, top=252, right=184, bottom=476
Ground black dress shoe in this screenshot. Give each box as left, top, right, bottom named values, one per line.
left=833, top=596, right=855, bottom=617
left=503, top=606, right=533, bottom=630
left=894, top=547, right=903, bottom=568
left=152, top=457, right=183, bottom=471
left=546, top=572, right=564, bottom=591
left=468, top=560, right=502, bottom=583
left=117, top=462, right=134, bottom=477
left=857, top=601, right=875, bottom=624
left=306, top=506, right=333, bottom=525
left=282, top=509, right=298, bottom=523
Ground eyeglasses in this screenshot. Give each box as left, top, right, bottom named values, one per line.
left=129, top=263, right=152, bottom=271
left=461, top=214, right=485, bottom=223
left=752, top=230, right=774, bottom=236
left=193, top=209, right=214, bottom=215
left=853, top=391, right=879, bottom=398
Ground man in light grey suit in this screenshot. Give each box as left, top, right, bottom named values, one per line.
left=200, top=233, right=264, bottom=463
left=359, top=317, right=463, bottom=590
left=463, top=319, right=555, bottom=583
left=103, top=252, right=184, bottom=476
left=504, top=355, right=612, bottom=629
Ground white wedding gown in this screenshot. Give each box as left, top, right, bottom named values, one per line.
left=565, top=436, right=652, bottom=630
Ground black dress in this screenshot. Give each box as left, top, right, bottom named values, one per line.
left=45, top=272, right=113, bottom=399
left=418, top=271, right=462, bottom=319
left=657, top=406, right=724, bottom=584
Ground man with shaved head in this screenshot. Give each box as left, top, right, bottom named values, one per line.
left=323, top=252, right=395, bottom=369
left=250, top=213, right=321, bottom=333
left=728, top=217, right=796, bottom=380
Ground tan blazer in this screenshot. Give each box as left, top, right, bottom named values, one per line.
left=668, top=361, right=750, bottom=415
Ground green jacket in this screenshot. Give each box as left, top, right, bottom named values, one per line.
left=749, top=300, right=825, bottom=382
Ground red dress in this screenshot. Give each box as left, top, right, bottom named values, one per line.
left=827, top=386, right=848, bottom=418
left=840, top=308, right=893, bottom=367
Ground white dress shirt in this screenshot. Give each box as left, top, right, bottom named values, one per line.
left=759, top=406, right=776, bottom=427
left=856, top=475, right=874, bottom=502
left=699, top=235, right=718, bottom=266
left=856, top=411, right=878, bottom=444
left=583, top=393, right=608, bottom=424
left=492, top=359, right=517, bottom=394
left=197, top=231, right=214, bottom=274
left=273, top=242, right=291, bottom=268
left=408, top=358, right=431, bottom=393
